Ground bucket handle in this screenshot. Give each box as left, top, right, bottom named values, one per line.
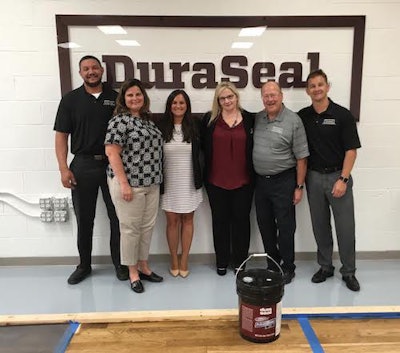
left=235, top=253, right=284, bottom=279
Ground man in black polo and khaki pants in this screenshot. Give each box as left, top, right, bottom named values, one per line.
left=253, top=81, right=309, bottom=285
left=54, top=55, right=128, bottom=284
left=298, top=69, right=362, bottom=292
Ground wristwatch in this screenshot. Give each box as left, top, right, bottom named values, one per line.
left=338, top=176, right=349, bottom=184
left=296, top=184, right=304, bottom=190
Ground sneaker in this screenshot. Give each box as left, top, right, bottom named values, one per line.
left=67, top=266, right=92, bottom=285
left=342, top=275, right=360, bottom=292
left=217, top=267, right=227, bottom=276
left=115, top=265, right=129, bottom=281
left=283, top=271, right=295, bottom=284
left=311, top=268, right=334, bottom=283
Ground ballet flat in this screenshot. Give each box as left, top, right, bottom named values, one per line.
left=179, top=270, right=190, bottom=278
left=169, top=268, right=179, bottom=277
left=138, top=271, right=163, bottom=282
left=130, top=280, right=144, bottom=293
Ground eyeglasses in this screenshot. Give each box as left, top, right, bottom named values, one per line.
left=218, top=94, right=235, bottom=102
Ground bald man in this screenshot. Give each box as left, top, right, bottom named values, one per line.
left=253, top=81, right=309, bottom=284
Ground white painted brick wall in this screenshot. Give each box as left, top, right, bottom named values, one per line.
left=0, top=0, right=399, bottom=259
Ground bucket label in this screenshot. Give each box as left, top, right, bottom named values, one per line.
left=240, top=300, right=282, bottom=339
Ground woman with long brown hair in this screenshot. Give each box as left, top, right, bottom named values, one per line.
left=158, top=89, right=203, bottom=278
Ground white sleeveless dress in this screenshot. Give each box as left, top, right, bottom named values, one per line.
left=160, top=124, right=203, bottom=213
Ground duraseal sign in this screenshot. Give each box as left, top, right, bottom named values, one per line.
left=56, top=15, right=365, bottom=119
left=99, top=52, right=320, bottom=89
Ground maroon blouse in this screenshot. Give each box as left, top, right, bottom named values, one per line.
left=209, top=118, right=250, bottom=190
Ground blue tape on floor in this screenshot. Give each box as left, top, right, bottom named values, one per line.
left=54, top=321, right=80, bottom=353
left=298, top=316, right=324, bottom=353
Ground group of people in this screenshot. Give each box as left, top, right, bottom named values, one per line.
left=54, top=55, right=361, bottom=294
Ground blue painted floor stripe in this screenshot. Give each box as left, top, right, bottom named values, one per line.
left=54, top=321, right=80, bottom=353
left=298, top=316, right=324, bottom=353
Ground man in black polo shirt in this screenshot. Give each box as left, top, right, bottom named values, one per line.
left=298, top=69, right=361, bottom=292
left=54, top=55, right=128, bottom=284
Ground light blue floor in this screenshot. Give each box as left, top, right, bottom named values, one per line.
left=1, top=259, right=399, bottom=316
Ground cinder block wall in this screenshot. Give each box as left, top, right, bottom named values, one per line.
left=0, top=0, right=399, bottom=260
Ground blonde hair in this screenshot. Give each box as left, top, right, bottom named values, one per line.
left=208, top=82, right=242, bottom=125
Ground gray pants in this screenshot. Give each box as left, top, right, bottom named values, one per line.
left=306, top=170, right=356, bottom=276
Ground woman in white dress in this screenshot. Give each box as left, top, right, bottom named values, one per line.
left=158, top=90, right=203, bottom=278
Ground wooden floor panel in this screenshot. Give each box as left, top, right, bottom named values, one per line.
left=66, top=319, right=311, bottom=353
left=311, top=318, right=400, bottom=353
left=66, top=317, right=400, bottom=353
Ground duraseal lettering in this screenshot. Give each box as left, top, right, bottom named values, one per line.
left=102, top=52, right=319, bottom=89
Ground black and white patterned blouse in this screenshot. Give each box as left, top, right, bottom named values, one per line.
left=105, top=114, right=163, bottom=187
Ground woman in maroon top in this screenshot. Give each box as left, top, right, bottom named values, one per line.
left=201, top=82, right=255, bottom=275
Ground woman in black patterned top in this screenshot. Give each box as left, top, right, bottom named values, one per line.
left=105, top=79, right=163, bottom=294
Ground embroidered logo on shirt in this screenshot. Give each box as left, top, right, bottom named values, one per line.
left=271, top=126, right=283, bottom=134
left=103, top=100, right=115, bottom=106
left=322, top=118, right=336, bottom=125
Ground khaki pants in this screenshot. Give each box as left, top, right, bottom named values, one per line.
left=108, top=177, right=160, bottom=265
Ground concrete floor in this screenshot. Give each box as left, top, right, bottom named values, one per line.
left=1, top=259, right=399, bottom=316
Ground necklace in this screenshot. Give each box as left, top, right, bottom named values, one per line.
left=223, top=111, right=239, bottom=128
left=173, top=124, right=182, bottom=135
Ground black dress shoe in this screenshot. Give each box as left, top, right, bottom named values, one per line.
left=115, top=265, right=129, bottom=281
left=283, top=271, right=295, bottom=284
left=139, top=271, right=164, bottom=282
left=311, top=268, right=334, bottom=283
left=217, top=267, right=227, bottom=276
left=67, top=266, right=92, bottom=285
left=130, top=280, right=144, bottom=293
left=342, top=275, right=360, bottom=292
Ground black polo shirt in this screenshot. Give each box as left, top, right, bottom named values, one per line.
left=298, top=99, right=361, bottom=169
left=54, top=84, right=118, bottom=155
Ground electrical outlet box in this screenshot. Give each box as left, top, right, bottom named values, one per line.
left=53, top=197, right=68, bottom=210
left=40, top=211, right=53, bottom=222
left=39, top=198, right=53, bottom=210
left=54, top=210, right=69, bottom=222
left=67, top=197, right=73, bottom=209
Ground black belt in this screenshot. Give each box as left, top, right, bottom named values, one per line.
left=309, top=166, right=341, bottom=174
left=258, top=167, right=296, bottom=180
left=76, top=154, right=108, bottom=161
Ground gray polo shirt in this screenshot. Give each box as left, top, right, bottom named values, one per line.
left=253, top=104, right=309, bottom=175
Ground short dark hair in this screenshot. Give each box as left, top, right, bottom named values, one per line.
left=114, top=78, right=151, bottom=120
left=79, top=55, right=102, bottom=69
left=306, top=69, right=328, bottom=86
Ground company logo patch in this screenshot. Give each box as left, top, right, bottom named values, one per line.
left=322, top=118, right=336, bottom=125
left=103, top=100, right=115, bottom=106
left=271, top=126, right=283, bottom=134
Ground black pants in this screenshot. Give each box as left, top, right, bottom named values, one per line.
left=70, top=155, right=121, bottom=268
left=205, top=183, right=254, bottom=269
left=254, top=169, right=296, bottom=273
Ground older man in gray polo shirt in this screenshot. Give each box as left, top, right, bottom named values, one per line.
left=253, top=81, right=309, bottom=284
